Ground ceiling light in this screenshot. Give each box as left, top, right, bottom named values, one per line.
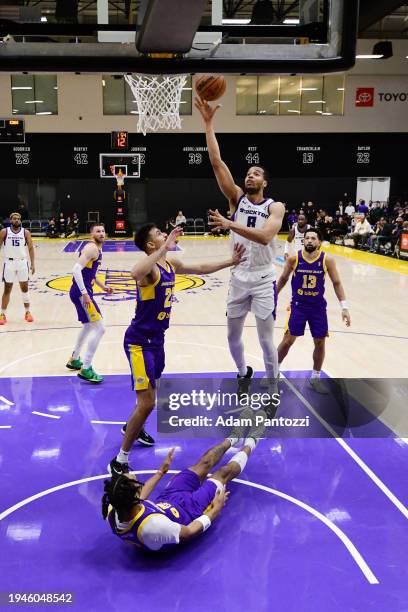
left=321, top=112, right=333, bottom=115
left=308, top=100, right=326, bottom=104
left=36, top=111, right=52, bottom=115
left=274, top=100, right=292, bottom=103
left=356, top=54, right=383, bottom=59
left=337, top=87, right=345, bottom=91
left=222, top=19, right=250, bottom=24
left=12, top=86, right=33, bottom=90
left=40, top=16, right=47, bottom=22
left=287, top=110, right=300, bottom=113
left=299, top=87, right=318, bottom=91
left=283, top=18, right=300, bottom=24
left=25, top=100, right=44, bottom=103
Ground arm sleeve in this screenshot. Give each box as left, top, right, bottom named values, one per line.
left=72, top=262, right=87, bottom=294
left=139, top=515, right=181, bottom=551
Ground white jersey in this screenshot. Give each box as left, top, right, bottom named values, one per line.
left=231, top=195, right=277, bottom=284
left=293, top=223, right=311, bottom=251
left=3, top=226, right=27, bottom=259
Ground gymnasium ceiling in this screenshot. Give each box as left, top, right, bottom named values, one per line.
left=1, top=1, right=408, bottom=39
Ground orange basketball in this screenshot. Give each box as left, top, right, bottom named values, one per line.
left=195, top=74, right=226, bottom=101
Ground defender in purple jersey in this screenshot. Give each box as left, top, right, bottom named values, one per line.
left=67, top=223, right=113, bottom=384
left=103, top=416, right=263, bottom=552
left=277, top=228, right=351, bottom=393
left=108, top=223, right=246, bottom=477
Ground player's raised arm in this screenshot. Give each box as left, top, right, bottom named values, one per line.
left=130, top=227, right=182, bottom=283
left=170, top=243, right=246, bottom=275
left=195, top=96, right=242, bottom=208
left=179, top=489, right=229, bottom=541
left=325, top=255, right=351, bottom=326
left=139, top=448, right=175, bottom=500
left=277, top=255, right=297, bottom=294
left=209, top=201, right=285, bottom=246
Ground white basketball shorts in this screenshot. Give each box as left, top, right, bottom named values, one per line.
left=227, top=272, right=278, bottom=320
left=2, top=259, right=29, bottom=283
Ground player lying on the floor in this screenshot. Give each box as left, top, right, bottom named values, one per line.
left=102, top=412, right=264, bottom=552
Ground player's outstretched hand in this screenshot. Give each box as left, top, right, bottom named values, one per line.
left=164, top=226, right=183, bottom=251
left=194, top=96, right=221, bottom=123
left=232, top=243, right=246, bottom=266
left=104, top=286, right=114, bottom=294
left=159, top=447, right=175, bottom=474
left=211, top=489, right=230, bottom=515
left=208, top=209, right=231, bottom=229
left=342, top=309, right=351, bottom=327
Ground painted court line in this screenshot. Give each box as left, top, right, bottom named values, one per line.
left=282, top=375, right=408, bottom=520
left=0, top=425, right=12, bottom=429
left=0, top=470, right=378, bottom=584
left=90, top=420, right=126, bottom=425
left=0, top=396, right=14, bottom=406
left=32, top=411, right=61, bottom=420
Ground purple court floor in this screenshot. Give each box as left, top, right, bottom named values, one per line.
left=1, top=373, right=408, bottom=611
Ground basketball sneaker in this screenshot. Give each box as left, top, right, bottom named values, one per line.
left=24, top=311, right=34, bottom=323
left=227, top=406, right=254, bottom=447
left=237, top=366, right=253, bottom=397
left=108, top=458, right=130, bottom=479
left=308, top=377, right=329, bottom=394
left=121, top=423, right=155, bottom=446
left=0, top=314, right=6, bottom=325
left=78, top=366, right=103, bottom=383
left=66, top=356, right=83, bottom=370
left=245, top=409, right=267, bottom=445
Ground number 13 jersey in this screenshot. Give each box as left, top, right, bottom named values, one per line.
left=231, top=195, right=277, bottom=284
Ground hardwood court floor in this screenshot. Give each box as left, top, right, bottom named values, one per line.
left=0, top=236, right=406, bottom=380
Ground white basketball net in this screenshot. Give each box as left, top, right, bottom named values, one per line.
left=124, top=74, right=188, bottom=135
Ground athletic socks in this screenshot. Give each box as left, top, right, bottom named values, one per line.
left=116, top=449, right=130, bottom=465
left=311, top=370, right=321, bottom=379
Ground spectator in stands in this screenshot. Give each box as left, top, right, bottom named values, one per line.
left=322, top=215, right=334, bottom=242
left=72, top=212, right=80, bottom=237
left=337, top=201, right=345, bottom=216
left=17, top=196, right=29, bottom=221
left=58, top=211, right=66, bottom=238
left=369, top=218, right=394, bottom=253
left=332, top=216, right=349, bottom=245
left=165, top=218, right=176, bottom=232
left=47, top=218, right=58, bottom=239
left=345, top=201, right=355, bottom=218
left=357, top=199, right=369, bottom=215
left=403, top=205, right=408, bottom=222
left=351, top=214, right=373, bottom=249
left=175, top=210, right=187, bottom=227
left=305, top=201, right=316, bottom=225
left=2, top=215, right=11, bottom=228
left=65, top=216, right=73, bottom=238
left=287, top=209, right=297, bottom=227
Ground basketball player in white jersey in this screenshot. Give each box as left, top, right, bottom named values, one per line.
left=284, top=213, right=311, bottom=259
left=195, top=97, right=285, bottom=391
left=0, top=212, right=35, bottom=325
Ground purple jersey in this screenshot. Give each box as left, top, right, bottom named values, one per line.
left=128, top=261, right=175, bottom=337
left=291, top=250, right=327, bottom=306
left=71, top=243, right=102, bottom=296
left=107, top=498, right=182, bottom=551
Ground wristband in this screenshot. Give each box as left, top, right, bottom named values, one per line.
left=284, top=241, right=290, bottom=255
left=196, top=515, right=211, bottom=532
left=156, top=470, right=164, bottom=476
left=340, top=300, right=348, bottom=310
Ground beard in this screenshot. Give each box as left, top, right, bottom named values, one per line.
left=245, top=185, right=260, bottom=195
left=304, top=244, right=318, bottom=253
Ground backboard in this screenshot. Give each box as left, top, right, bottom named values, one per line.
left=99, top=153, right=141, bottom=179
left=0, top=1, right=358, bottom=74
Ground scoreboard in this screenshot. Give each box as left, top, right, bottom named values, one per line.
left=0, top=119, right=25, bottom=144
left=0, top=132, right=406, bottom=179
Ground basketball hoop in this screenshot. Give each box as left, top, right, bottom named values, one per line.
left=124, top=74, right=188, bottom=135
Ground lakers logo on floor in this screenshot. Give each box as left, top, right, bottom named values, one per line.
left=46, top=269, right=205, bottom=301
